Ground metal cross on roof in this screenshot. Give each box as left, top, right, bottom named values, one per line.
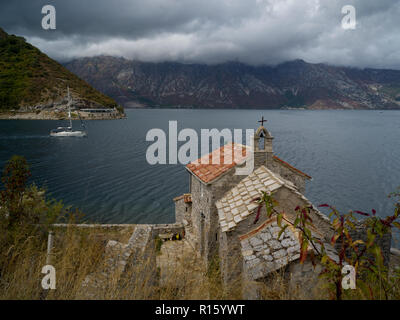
left=258, top=116, right=267, bottom=126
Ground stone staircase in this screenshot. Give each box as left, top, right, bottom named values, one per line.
left=80, top=225, right=154, bottom=298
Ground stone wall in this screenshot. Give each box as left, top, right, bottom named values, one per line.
left=174, top=197, right=187, bottom=224
left=268, top=161, right=306, bottom=194
left=174, top=197, right=194, bottom=244
left=273, top=186, right=334, bottom=241
left=286, top=259, right=326, bottom=299
left=52, top=223, right=136, bottom=229
left=152, top=223, right=185, bottom=239
left=252, top=146, right=307, bottom=194
left=190, top=176, right=210, bottom=256
left=254, top=150, right=268, bottom=168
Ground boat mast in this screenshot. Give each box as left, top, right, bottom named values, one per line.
left=67, top=86, right=72, bottom=128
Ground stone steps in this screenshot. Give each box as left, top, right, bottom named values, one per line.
left=79, top=225, right=153, bottom=298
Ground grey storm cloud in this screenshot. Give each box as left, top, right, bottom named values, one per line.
left=0, top=0, right=400, bottom=69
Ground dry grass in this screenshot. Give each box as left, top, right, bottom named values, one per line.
left=0, top=223, right=399, bottom=300
left=0, top=224, right=294, bottom=300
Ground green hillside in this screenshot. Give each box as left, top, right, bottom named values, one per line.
left=0, top=27, right=117, bottom=111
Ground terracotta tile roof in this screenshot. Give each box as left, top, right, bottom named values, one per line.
left=186, top=143, right=311, bottom=183
left=186, top=143, right=250, bottom=184
left=273, top=155, right=312, bottom=179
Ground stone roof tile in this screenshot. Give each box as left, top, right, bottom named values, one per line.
left=216, top=166, right=286, bottom=231
left=239, top=217, right=302, bottom=279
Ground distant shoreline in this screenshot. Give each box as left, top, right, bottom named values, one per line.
left=0, top=108, right=397, bottom=119
left=120, top=106, right=397, bottom=111
left=0, top=111, right=126, bottom=120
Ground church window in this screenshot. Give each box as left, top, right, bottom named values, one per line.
left=258, top=131, right=265, bottom=150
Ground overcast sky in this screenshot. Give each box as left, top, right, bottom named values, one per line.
left=1, top=0, right=399, bottom=69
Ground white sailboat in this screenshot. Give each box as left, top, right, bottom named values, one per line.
left=50, top=87, right=87, bottom=137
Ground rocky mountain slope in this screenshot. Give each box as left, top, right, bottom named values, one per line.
left=0, top=28, right=122, bottom=116
left=64, top=56, right=400, bottom=109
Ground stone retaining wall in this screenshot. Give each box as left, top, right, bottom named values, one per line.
left=151, top=223, right=185, bottom=239
left=52, top=223, right=135, bottom=229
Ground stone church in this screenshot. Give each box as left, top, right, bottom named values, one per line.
left=174, top=121, right=337, bottom=288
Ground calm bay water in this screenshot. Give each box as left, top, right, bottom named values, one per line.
left=0, top=109, right=399, bottom=226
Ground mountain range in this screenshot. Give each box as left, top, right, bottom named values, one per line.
left=64, top=56, right=400, bottom=110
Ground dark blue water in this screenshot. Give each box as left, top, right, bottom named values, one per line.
left=0, top=109, right=399, bottom=227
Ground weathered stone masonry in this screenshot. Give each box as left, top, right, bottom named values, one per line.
left=176, top=124, right=327, bottom=288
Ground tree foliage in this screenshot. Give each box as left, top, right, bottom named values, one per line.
left=0, top=156, right=67, bottom=278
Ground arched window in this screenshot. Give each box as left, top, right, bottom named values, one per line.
left=258, top=131, right=265, bottom=150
